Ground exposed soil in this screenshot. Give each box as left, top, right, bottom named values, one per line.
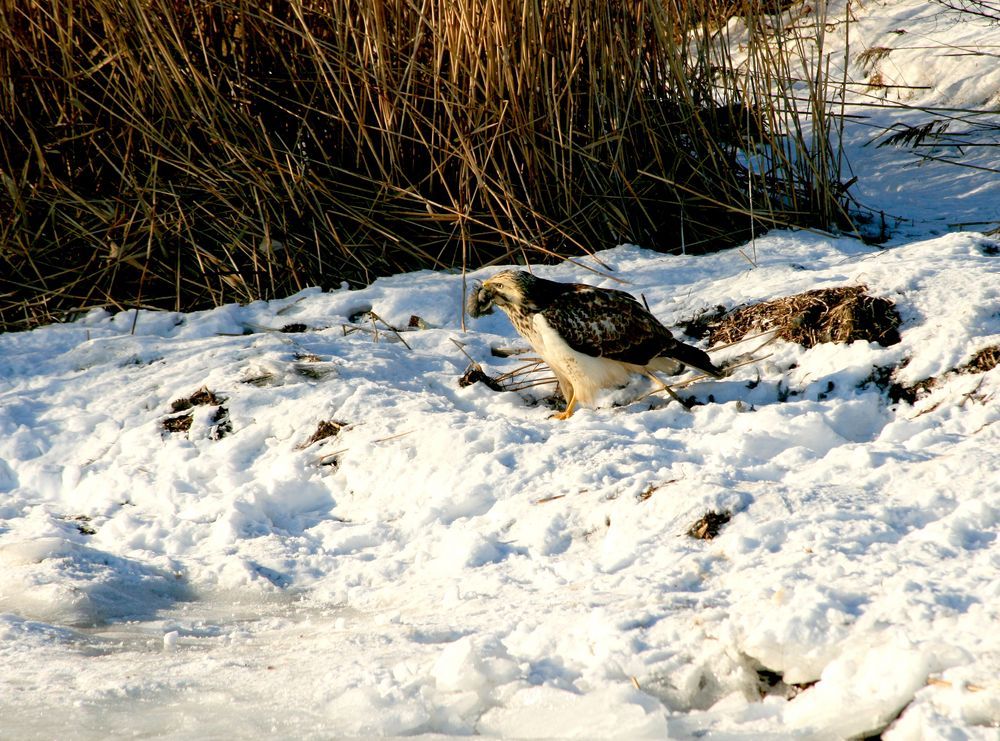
left=687, top=510, right=732, bottom=540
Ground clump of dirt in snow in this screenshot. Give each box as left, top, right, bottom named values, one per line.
left=163, top=387, right=230, bottom=436
left=755, top=667, right=816, bottom=701
left=687, top=510, right=732, bottom=540
left=681, top=305, right=728, bottom=340
left=210, top=406, right=232, bottom=440
left=870, top=344, right=1000, bottom=404
left=458, top=362, right=504, bottom=392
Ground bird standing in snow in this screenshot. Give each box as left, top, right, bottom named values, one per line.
left=469, top=270, right=722, bottom=419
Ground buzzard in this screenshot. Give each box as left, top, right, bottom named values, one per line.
left=469, top=269, right=723, bottom=419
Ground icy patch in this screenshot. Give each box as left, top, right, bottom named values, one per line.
left=0, top=537, right=190, bottom=627
left=478, top=685, right=669, bottom=739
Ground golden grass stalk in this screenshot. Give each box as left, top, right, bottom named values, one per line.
left=2, top=0, right=859, bottom=332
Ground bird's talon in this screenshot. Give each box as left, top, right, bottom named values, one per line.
left=550, top=398, right=576, bottom=420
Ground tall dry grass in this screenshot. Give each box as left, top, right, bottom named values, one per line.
left=1, top=0, right=851, bottom=331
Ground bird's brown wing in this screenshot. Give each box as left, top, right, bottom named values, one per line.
left=542, top=285, right=722, bottom=377
left=541, top=286, right=674, bottom=365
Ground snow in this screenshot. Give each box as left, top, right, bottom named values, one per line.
left=4, top=236, right=999, bottom=740
left=727, top=0, right=1000, bottom=239
left=2, top=1, right=1000, bottom=739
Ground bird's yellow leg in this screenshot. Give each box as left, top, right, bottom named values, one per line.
left=552, top=390, right=577, bottom=420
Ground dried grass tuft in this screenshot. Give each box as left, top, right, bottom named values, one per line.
left=964, top=345, right=1000, bottom=374
left=162, top=413, right=194, bottom=433
left=300, top=420, right=348, bottom=449
left=170, top=387, right=226, bottom=412
left=709, top=286, right=902, bottom=349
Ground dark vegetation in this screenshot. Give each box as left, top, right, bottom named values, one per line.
left=170, top=387, right=226, bottom=412
left=877, top=343, right=1000, bottom=405
left=1, top=0, right=857, bottom=332
left=162, top=386, right=228, bottom=435
left=687, top=509, right=732, bottom=539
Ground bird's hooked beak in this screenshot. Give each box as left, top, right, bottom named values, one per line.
left=467, top=279, right=496, bottom=318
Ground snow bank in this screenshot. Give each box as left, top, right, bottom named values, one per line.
left=2, top=229, right=999, bottom=738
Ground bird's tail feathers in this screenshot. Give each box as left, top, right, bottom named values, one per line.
left=653, top=342, right=723, bottom=378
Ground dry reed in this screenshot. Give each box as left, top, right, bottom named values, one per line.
left=2, top=0, right=855, bottom=331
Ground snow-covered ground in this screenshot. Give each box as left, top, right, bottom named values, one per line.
left=2, top=1, right=1000, bottom=739
left=788, top=0, right=1000, bottom=238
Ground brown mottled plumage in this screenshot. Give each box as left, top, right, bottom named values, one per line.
left=469, top=270, right=722, bottom=418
